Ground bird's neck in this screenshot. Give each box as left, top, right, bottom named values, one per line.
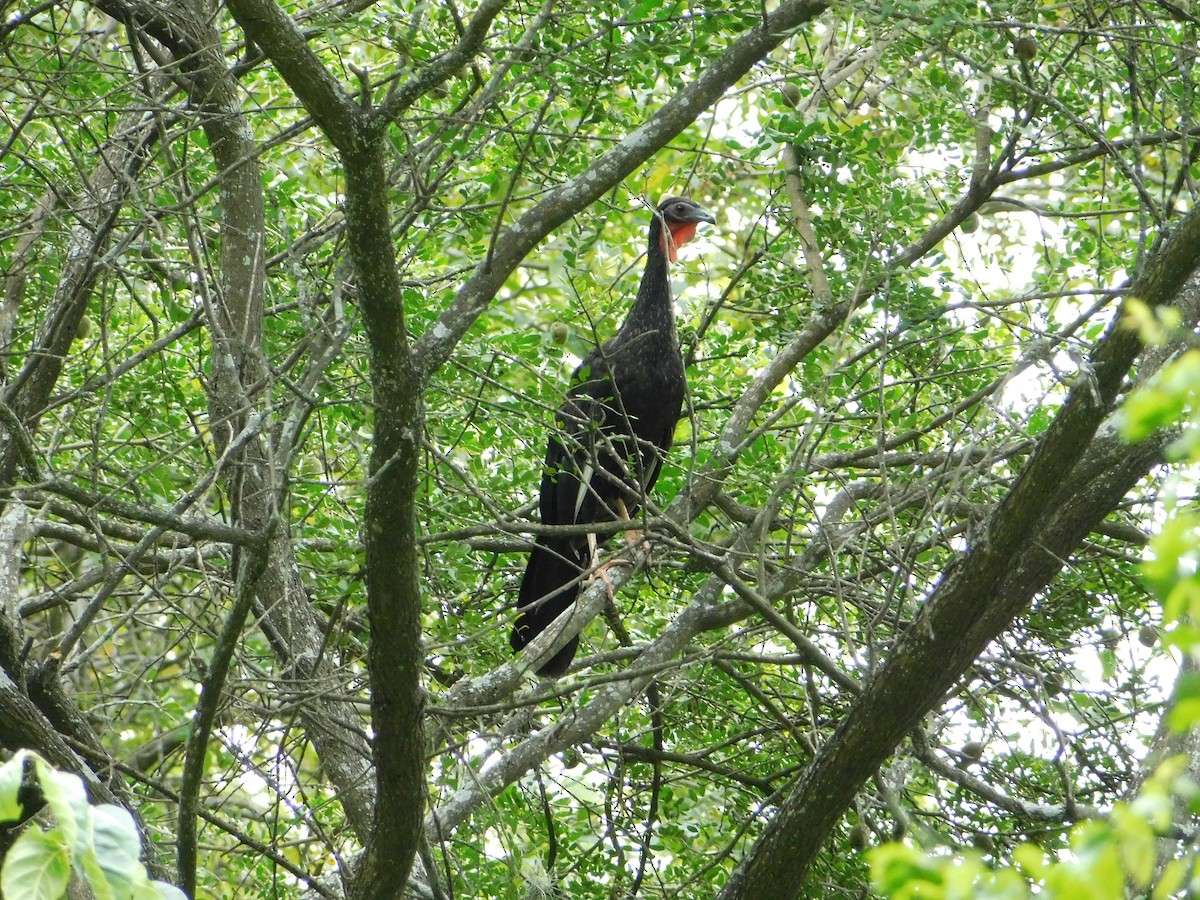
left=617, top=223, right=675, bottom=340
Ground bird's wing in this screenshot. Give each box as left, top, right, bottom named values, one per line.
left=544, top=386, right=617, bottom=528
left=550, top=399, right=669, bottom=528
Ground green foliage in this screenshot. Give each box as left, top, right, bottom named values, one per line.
left=0, top=752, right=184, bottom=900
left=871, top=293, right=1200, bottom=899
left=870, top=748, right=1200, bottom=900
left=2, top=0, right=1198, bottom=896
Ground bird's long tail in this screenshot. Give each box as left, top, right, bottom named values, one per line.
left=512, top=537, right=587, bottom=676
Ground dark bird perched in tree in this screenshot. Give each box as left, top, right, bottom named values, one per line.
left=511, top=197, right=716, bottom=676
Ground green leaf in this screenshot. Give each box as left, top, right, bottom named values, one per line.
left=1142, top=513, right=1200, bottom=607
left=78, top=848, right=116, bottom=900
left=1153, top=857, right=1189, bottom=899
left=0, top=751, right=28, bottom=823
left=1119, top=350, right=1200, bottom=443
left=1, top=826, right=71, bottom=900
left=31, top=759, right=89, bottom=858
left=1012, top=843, right=1047, bottom=879
left=869, top=843, right=943, bottom=894
left=1111, top=804, right=1156, bottom=888
left=88, top=804, right=143, bottom=899
left=1167, top=672, right=1200, bottom=731
left=145, top=882, right=190, bottom=900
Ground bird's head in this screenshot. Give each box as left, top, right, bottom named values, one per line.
left=655, top=197, right=716, bottom=263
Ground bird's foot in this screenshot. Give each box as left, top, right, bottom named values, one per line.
left=590, top=557, right=633, bottom=597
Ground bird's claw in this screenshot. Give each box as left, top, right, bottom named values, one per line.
left=591, top=558, right=632, bottom=598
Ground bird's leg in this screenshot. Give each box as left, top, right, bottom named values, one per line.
left=587, top=499, right=643, bottom=597
left=615, top=498, right=652, bottom=562
left=587, top=529, right=622, bottom=597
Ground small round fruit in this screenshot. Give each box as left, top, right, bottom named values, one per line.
left=1014, top=36, right=1039, bottom=61
left=961, top=741, right=985, bottom=761
left=849, top=823, right=870, bottom=851
left=1138, top=625, right=1157, bottom=648
left=549, top=322, right=569, bottom=345
left=961, top=214, right=980, bottom=234
left=781, top=83, right=801, bottom=109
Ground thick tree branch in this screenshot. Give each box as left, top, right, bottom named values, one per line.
left=0, top=107, right=156, bottom=485
left=342, top=144, right=427, bottom=899
left=97, top=0, right=382, bottom=853
left=215, top=0, right=365, bottom=150
left=719, top=202, right=1200, bottom=899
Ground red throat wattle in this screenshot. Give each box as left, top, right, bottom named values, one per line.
left=663, top=221, right=700, bottom=263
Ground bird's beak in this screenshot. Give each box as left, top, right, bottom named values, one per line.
left=687, top=208, right=717, bottom=225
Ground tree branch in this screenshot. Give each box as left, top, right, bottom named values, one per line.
left=719, top=200, right=1200, bottom=899
left=410, top=0, right=832, bottom=383
left=217, top=0, right=365, bottom=150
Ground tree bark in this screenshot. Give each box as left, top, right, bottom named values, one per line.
left=719, top=202, right=1200, bottom=900
left=97, top=0, right=381, bottom=857
left=223, top=0, right=835, bottom=892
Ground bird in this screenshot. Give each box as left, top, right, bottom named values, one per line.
left=511, top=197, right=716, bottom=676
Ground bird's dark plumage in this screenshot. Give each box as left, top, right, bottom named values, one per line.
left=511, top=197, right=716, bottom=676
